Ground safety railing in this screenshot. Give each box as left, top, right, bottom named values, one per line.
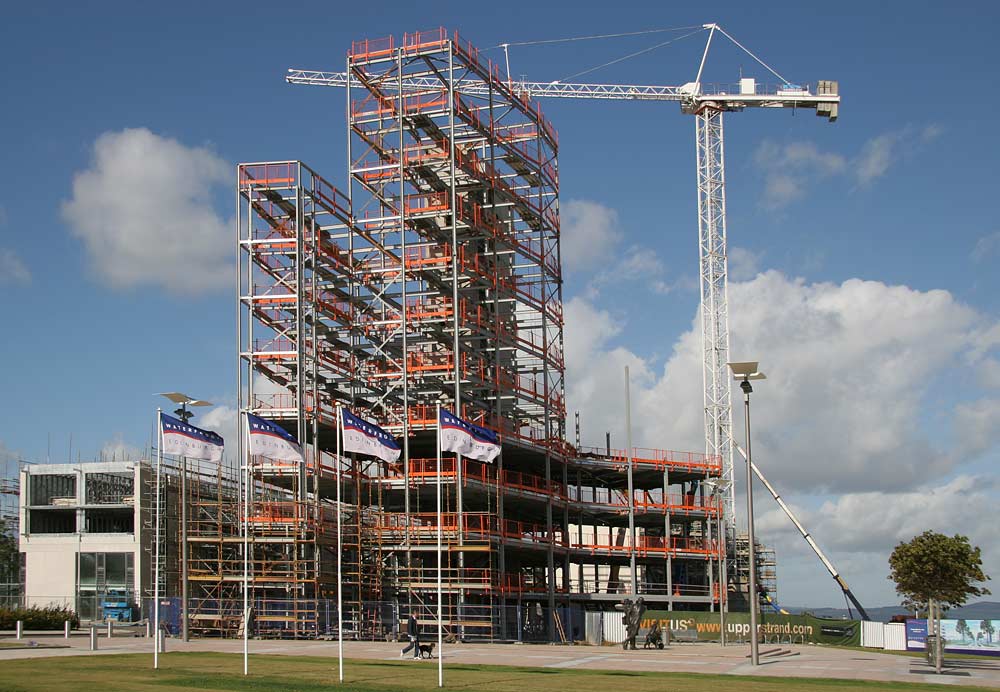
left=403, top=28, right=448, bottom=54
left=573, top=445, right=722, bottom=474
left=569, top=535, right=718, bottom=558
left=350, top=35, right=395, bottom=60
left=239, top=161, right=298, bottom=190
left=371, top=511, right=563, bottom=549
left=567, top=487, right=721, bottom=514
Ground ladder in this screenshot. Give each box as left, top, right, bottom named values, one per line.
left=554, top=610, right=567, bottom=643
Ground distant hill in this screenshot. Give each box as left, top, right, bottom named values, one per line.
left=785, top=601, right=1000, bottom=621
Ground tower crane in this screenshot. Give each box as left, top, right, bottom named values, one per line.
left=285, top=24, right=868, bottom=617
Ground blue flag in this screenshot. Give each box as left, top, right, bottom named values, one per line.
left=439, top=408, right=500, bottom=462
left=341, top=409, right=401, bottom=463
left=161, top=413, right=224, bottom=461
left=246, top=413, right=304, bottom=463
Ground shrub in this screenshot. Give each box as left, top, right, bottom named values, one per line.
left=0, top=605, right=79, bottom=630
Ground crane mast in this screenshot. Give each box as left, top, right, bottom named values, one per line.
left=285, top=26, right=856, bottom=612
left=285, top=65, right=838, bottom=529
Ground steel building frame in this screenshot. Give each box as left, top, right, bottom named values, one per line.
left=230, top=30, right=725, bottom=641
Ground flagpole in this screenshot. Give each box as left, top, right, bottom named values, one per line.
left=243, top=413, right=250, bottom=676
left=336, top=406, right=344, bottom=683
left=154, top=408, right=162, bottom=670
left=436, top=403, right=443, bottom=688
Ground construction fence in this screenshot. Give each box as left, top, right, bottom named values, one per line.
left=146, top=598, right=588, bottom=643
left=591, top=610, right=862, bottom=647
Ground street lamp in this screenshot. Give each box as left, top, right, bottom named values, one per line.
left=726, top=362, right=765, bottom=666
left=704, top=477, right=732, bottom=646
left=156, top=392, right=211, bottom=643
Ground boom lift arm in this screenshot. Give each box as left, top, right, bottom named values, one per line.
left=733, top=443, right=870, bottom=620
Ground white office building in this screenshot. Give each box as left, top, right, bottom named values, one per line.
left=19, top=461, right=153, bottom=620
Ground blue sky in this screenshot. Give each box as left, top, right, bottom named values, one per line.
left=2, top=1, right=999, bottom=607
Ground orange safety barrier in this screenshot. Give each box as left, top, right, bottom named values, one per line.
left=571, top=536, right=718, bottom=558
left=574, top=445, right=722, bottom=474
left=403, top=28, right=448, bottom=53
left=350, top=35, right=395, bottom=60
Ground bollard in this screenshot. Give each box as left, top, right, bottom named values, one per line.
left=15, top=620, right=23, bottom=640
left=157, top=629, right=166, bottom=653
left=107, top=620, right=113, bottom=639
left=64, top=620, right=71, bottom=639
left=90, top=626, right=98, bottom=651
left=145, top=620, right=151, bottom=638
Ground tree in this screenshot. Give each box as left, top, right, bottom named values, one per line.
left=888, top=531, right=991, bottom=611
left=982, top=620, right=996, bottom=645
left=0, top=518, right=18, bottom=585
left=956, top=618, right=970, bottom=642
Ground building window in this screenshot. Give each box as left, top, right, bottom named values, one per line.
left=85, top=473, right=134, bottom=505
left=29, top=474, right=76, bottom=506
left=28, top=509, right=76, bottom=534
left=85, top=509, right=134, bottom=534
left=77, top=552, right=134, bottom=621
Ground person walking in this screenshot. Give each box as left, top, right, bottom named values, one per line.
left=400, top=612, right=420, bottom=659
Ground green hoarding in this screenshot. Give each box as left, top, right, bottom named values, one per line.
left=641, top=610, right=861, bottom=646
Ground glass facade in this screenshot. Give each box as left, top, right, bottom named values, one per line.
left=76, top=552, right=134, bottom=620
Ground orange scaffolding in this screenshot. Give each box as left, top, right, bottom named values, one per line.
left=233, top=30, right=726, bottom=640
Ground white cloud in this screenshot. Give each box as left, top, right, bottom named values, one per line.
left=756, top=475, right=999, bottom=605
left=0, top=248, right=31, bottom=284
left=728, top=246, right=763, bottom=281
left=854, top=124, right=942, bottom=186
left=568, top=271, right=994, bottom=494
left=195, top=377, right=292, bottom=456
left=976, top=358, right=1000, bottom=389
left=564, top=296, right=652, bottom=442
left=99, top=434, right=143, bottom=462
left=972, top=231, right=1000, bottom=262
left=754, top=141, right=846, bottom=209
left=953, top=398, right=1000, bottom=459
left=758, top=475, right=997, bottom=555
left=561, top=200, right=623, bottom=273
left=200, top=404, right=239, bottom=453
left=61, top=128, right=232, bottom=294
left=561, top=199, right=682, bottom=298
left=754, top=124, right=942, bottom=208
left=585, top=245, right=678, bottom=297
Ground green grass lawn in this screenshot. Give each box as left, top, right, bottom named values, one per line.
left=0, top=653, right=991, bottom=692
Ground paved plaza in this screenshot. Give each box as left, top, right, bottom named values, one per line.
left=3, top=631, right=1000, bottom=688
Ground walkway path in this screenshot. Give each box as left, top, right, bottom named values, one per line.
left=2, top=632, right=998, bottom=688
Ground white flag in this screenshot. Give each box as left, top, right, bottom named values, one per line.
left=342, top=409, right=401, bottom=463
left=161, top=414, right=224, bottom=461
left=246, top=413, right=304, bottom=462
left=439, top=408, right=500, bottom=463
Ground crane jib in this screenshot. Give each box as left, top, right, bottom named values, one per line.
left=286, top=70, right=839, bottom=119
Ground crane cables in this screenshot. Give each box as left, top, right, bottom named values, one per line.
left=491, top=25, right=710, bottom=84
left=557, top=28, right=707, bottom=83
left=494, top=23, right=795, bottom=90
left=492, top=25, right=707, bottom=49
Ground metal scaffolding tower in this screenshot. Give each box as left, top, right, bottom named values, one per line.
left=287, top=23, right=840, bottom=532
left=229, top=29, right=731, bottom=640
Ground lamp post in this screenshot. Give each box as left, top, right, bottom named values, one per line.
left=704, top=477, right=731, bottom=646
left=156, top=392, right=211, bottom=643
left=725, top=362, right=765, bottom=666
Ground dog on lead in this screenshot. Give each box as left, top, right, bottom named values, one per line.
left=418, top=642, right=436, bottom=659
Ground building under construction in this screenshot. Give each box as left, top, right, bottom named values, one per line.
left=217, top=29, right=726, bottom=640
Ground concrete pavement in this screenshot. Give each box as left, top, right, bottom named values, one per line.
left=2, top=633, right=999, bottom=688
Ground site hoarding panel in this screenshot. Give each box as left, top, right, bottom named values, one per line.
left=642, top=610, right=861, bottom=646
left=906, top=618, right=1000, bottom=656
